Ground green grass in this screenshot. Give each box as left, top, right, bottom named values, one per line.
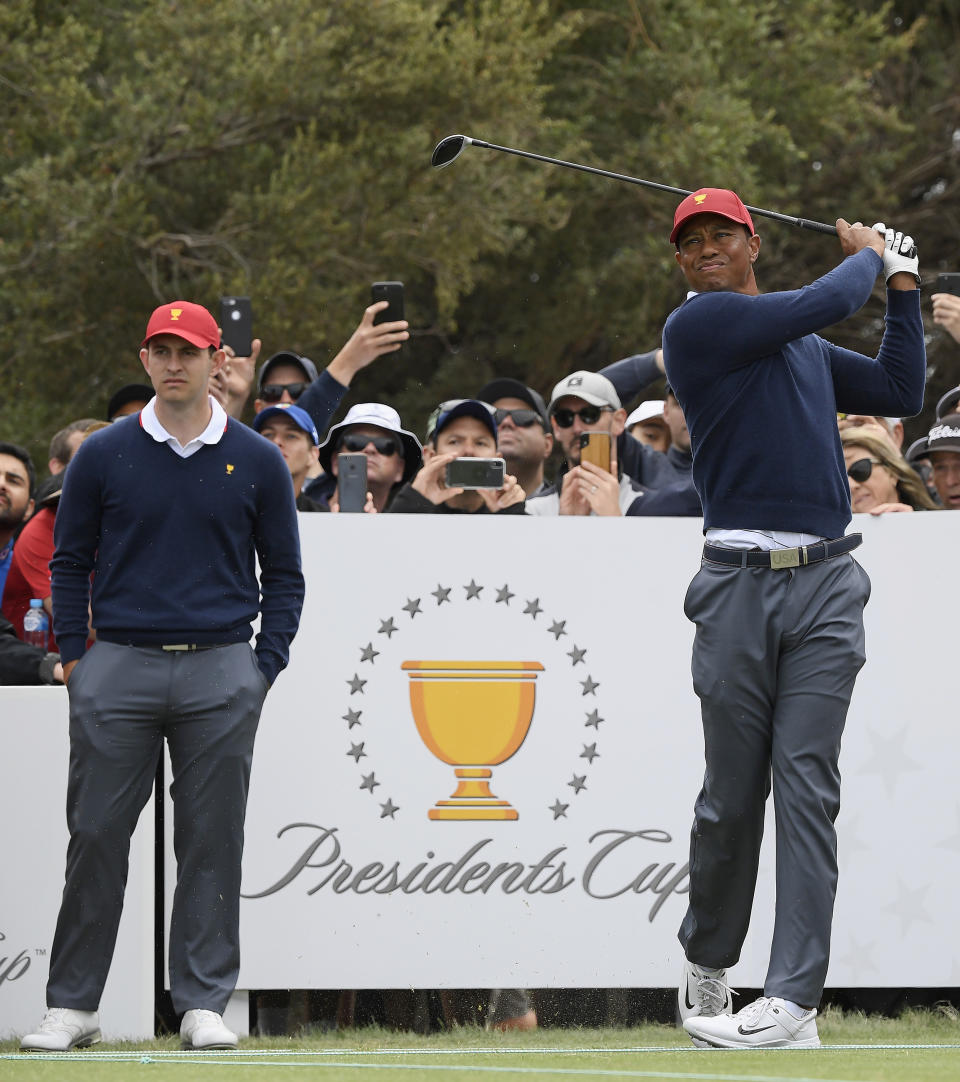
left=3, top=1008, right=960, bottom=1082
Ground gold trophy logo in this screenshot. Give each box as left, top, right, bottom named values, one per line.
left=401, top=660, right=544, bottom=820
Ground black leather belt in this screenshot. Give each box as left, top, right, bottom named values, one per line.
left=702, top=532, right=862, bottom=569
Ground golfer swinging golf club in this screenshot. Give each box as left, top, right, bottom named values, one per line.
left=663, top=190, right=924, bottom=1049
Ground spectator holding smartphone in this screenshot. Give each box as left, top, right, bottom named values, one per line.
left=526, top=372, right=698, bottom=516
left=313, top=404, right=421, bottom=512
left=931, top=278, right=960, bottom=345
left=387, top=399, right=525, bottom=515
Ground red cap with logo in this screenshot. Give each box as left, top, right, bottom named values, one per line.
left=670, top=188, right=755, bottom=244
left=141, top=301, right=220, bottom=350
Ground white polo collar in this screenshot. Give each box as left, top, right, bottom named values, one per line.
left=140, top=396, right=228, bottom=459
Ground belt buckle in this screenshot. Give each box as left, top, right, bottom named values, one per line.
left=769, top=547, right=801, bottom=569
left=161, top=644, right=192, bottom=652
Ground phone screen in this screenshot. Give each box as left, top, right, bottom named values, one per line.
left=579, top=432, right=612, bottom=473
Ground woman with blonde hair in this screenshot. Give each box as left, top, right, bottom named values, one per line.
left=840, top=427, right=939, bottom=513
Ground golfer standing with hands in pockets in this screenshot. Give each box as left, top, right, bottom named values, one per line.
left=21, top=301, right=304, bottom=1053
left=663, top=191, right=924, bottom=1049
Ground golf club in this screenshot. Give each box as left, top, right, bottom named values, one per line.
left=433, top=133, right=854, bottom=241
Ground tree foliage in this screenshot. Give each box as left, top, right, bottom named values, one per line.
left=2, top=0, right=958, bottom=462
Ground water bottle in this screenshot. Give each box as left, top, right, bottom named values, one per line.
left=23, top=599, right=49, bottom=649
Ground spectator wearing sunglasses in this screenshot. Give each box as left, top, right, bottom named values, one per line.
left=254, top=351, right=321, bottom=413
left=840, top=429, right=938, bottom=514
left=387, top=400, right=525, bottom=515
left=238, top=303, right=410, bottom=443
left=312, top=403, right=422, bottom=512
left=477, top=378, right=553, bottom=498
left=252, top=404, right=328, bottom=512
left=527, top=371, right=680, bottom=516
left=556, top=371, right=678, bottom=488
left=297, top=301, right=409, bottom=435
left=925, top=411, right=960, bottom=509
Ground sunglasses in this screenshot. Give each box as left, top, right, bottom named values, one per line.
left=493, top=408, right=545, bottom=429
left=846, top=457, right=883, bottom=483
left=260, top=382, right=308, bottom=403
left=337, top=433, right=401, bottom=456
left=552, top=405, right=614, bottom=428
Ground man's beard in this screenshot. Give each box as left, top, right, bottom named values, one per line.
left=0, top=505, right=28, bottom=531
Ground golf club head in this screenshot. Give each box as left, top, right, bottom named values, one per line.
left=431, top=134, right=472, bottom=169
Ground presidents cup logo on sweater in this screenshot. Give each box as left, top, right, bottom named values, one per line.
left=337, top=580, right=608, bottom=823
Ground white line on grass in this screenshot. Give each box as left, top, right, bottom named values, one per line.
left=2, top=1057, right=883, bottom=1082
left=3, top=1050, right=954, bottom=1082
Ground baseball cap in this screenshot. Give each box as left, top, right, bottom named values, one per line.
left=904, top=436, right=931, bottom=465
left=670, top=188, right=755, bottom=245
left=625, top=400, right=666, bottom=427
left=141, top=301, right=219, bottom=349
left=925, top=413, right=960, bottom=456
left=548, top=371, right=621, bottom=412
left=257, top=350, right=320, bottom=391
left=936, top=385, right=960, bottom=420
left=253, top=404, right=320, bottom=445
left=106, top=383, right=154, bottom=421
left=318, top=403, right=423, bottom=482
left=476, top=378, right=549, bottom=426
left=425, top=399, right=498, bottom=444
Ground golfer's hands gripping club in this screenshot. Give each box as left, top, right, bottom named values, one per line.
left=873, top=222, right=920, bottom=286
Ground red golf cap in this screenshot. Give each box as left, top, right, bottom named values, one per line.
left=141, top=301, right=220, bottom=349
left=670, top=188, right=755, bottom=244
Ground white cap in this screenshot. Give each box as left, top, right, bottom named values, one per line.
left=626, top=400, right=666, bottom=427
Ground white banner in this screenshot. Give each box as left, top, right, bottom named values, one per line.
left=229, top=512, right=960, bottom=991
left=0, top=689, right=155, bottom=1039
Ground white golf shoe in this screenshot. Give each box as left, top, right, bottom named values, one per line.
left=678, top=958, right=733, bottom=1022
left=20, top=1007, right=101, bottom=1052
left=683, top=995, right=820, bottom=1049
left=180, top=1009, right=238, bottom=1050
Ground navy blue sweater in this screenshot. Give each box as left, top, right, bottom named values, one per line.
left=662, top=249, right=925, bottom=537
left=51, top=415, right=304, bottom=685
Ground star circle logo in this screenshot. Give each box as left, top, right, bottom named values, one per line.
left=339, top=580, right=609, bottom=822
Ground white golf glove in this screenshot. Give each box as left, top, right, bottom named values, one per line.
left=872, top=222, right=920, bottom=283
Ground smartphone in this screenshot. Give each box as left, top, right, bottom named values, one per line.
left=579, top=431, right=612, bottom=473
left=337, top=453, right=368, bottom=513
left=219, top=296, right=253, bottom=356
left=445, top=457, right=506, bottom=490
left=935, top=273, right=960, bottom=297
left=371, top=281, right=404, bottom=325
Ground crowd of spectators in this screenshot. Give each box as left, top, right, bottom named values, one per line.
left=2, top=288, right=958, bottom=1033
left=3, top=288, right=959, bottom=677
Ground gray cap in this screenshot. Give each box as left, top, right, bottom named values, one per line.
left=548, top=371, right=621, bottom=412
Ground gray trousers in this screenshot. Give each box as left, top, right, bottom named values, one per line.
left=46, top=641, right=268, bottom=1015
left=678, top=553, right=870, bottom=1006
